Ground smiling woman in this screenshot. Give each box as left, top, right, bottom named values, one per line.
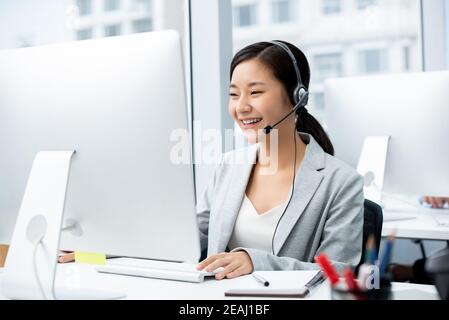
left=195, top=40, right=364, bottom=280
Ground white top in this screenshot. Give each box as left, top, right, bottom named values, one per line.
left=228, top=194, right=289, bottom=252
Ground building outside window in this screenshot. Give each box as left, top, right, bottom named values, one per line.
left=357, top=0, right=377, bottom=10
left=104, top=0, right=121, bottom=12
left=313, top=53, right=342, bottom=83
left=77, top=0, right=92, bottom=16
left=403, top=45, right=411, bottom=71
left=234, top=4, right=257, bottom=27
left=272, top=0, right=292, bottom=23
left=358, top=48, right=388, bottom=73
left=232, top=0, right=421, bottom=124
left=104, top=24, right=121, bottom=37
left=76, top=28, right=93, bottom=40
left=132, top=18, right=152, bottom=33
left=131, top=0, right=152, bottom=12
left=322, top=0, right=342, bottom=15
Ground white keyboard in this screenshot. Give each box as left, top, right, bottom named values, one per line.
left=96, top=258, right=224, bottom=283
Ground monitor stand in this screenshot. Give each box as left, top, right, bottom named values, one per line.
left=0, top=151, right=125, bottom=300
left=357, top=136, right=390, bottom=206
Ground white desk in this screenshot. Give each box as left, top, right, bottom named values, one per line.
left=0, top=264, right=440, bottom=300
left=382, top=208, right=449, bottom=240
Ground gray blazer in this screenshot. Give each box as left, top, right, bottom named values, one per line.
left=196, top=133, right=364, bottom=272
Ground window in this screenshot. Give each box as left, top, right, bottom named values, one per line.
left=234, top=4, right=257, bottom=27
left=403, top=46, right=411, bottom=71
left=76, top=28, right=93, bottom=40
left=77, top=0, right=92, bottom=16
left=131, top=0, right=152, bottom=12
left=104, top=0, right=120, bottom=12
left=357, top=0, right=377, bottom=11
left=272, top=0, right=292, bottom=23
left=358, top=48, right=388, bottom=73
left=132, top=18, right=153, bottom=33
left=313, top=92, right=325, bottom=111
left=322, top=0, right=342, bottom=15
left=232, top=0, right=421, bottom=124
left=104, top=24, right=121, bottom=37
left=313, top=53, right=342, bottom=82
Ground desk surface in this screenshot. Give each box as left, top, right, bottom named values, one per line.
left=382, top=207, right=449, bottom=240
left=0, top=264, right=440, bottom=300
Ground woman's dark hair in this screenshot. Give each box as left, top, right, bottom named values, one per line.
left=230, top=41, right=334, bottom=155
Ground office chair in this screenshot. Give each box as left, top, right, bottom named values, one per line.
left=356, top=199, right=383, bottom=272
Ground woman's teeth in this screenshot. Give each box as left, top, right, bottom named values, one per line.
left=242, top=118, right=262, bottom=125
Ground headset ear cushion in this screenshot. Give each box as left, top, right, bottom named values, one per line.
left=295, top=87, right=308, bottom=106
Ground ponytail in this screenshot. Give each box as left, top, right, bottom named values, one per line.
left=296, top=108, right=334, bottom=156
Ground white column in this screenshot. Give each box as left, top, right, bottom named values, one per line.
left=190, top=0, right=233, bottom=199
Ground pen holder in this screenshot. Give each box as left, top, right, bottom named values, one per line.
left=331, top=277, right=392, bottom=300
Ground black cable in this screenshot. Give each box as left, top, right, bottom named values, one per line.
left=271, top=121, right=298, bottom=255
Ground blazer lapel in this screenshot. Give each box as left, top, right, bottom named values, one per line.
left=214, top=143, right=258, bottom=253
left=210, top=134, right=326, bottom=255
left=273, top=134, right=326, bottom=255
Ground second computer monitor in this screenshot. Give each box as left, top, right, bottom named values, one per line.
left=0, top=31, right=201, bottom=263
left=325, top=71, right=449, bottom=197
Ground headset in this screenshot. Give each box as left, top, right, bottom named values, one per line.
left=264, top=41, right=309, bottom=255
left=263, top=40, right=309, bottom=135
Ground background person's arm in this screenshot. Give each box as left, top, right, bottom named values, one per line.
left=423, top=196, right=449, bottom=209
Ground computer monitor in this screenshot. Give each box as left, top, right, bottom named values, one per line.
left=0, top=31, right=200, bottom=263
left=325, top=71, right=449, bottom=198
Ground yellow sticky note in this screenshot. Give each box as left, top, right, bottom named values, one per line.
left=74, top=251, right=106, bottom=265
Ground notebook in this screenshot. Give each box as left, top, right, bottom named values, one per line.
left=225, top=270, right=322, bottom=298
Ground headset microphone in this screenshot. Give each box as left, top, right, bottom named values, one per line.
left=263, top=89, right=308, bottom=135
left=263, top=40, right=309, bottom=136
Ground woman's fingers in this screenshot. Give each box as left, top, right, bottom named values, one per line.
left=226, top=266, right=247, bottom=279
left=58, top=252, right=75, bottom=263
left=197, top=252, right=253, bottom=279
left=204, top=255, right=232, bottom=272
left=214, top=262, right=239, bottom=280
left=197, top=252, right=227, bottom=270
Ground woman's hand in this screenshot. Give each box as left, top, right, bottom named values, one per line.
left=197, top=251, right=254, bottom=280
left=58, top=251, right=75, bottom=263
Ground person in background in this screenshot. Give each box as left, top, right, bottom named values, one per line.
left=391, top=196, right=448, bottom=284
left=422, top=196, right=449, bottom=209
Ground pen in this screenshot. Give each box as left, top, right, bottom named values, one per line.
left=252, top=273, right=270, bottom=287
left=365, top=234, right=377, bottom=264
left=379, top=233, right=396, bottom=277
left=299, top=270, right=325, bottom=297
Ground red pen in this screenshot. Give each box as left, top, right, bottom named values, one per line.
left=314, top=254, right=340, bottom=286
left=343, top=267, right=359, bottom=291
